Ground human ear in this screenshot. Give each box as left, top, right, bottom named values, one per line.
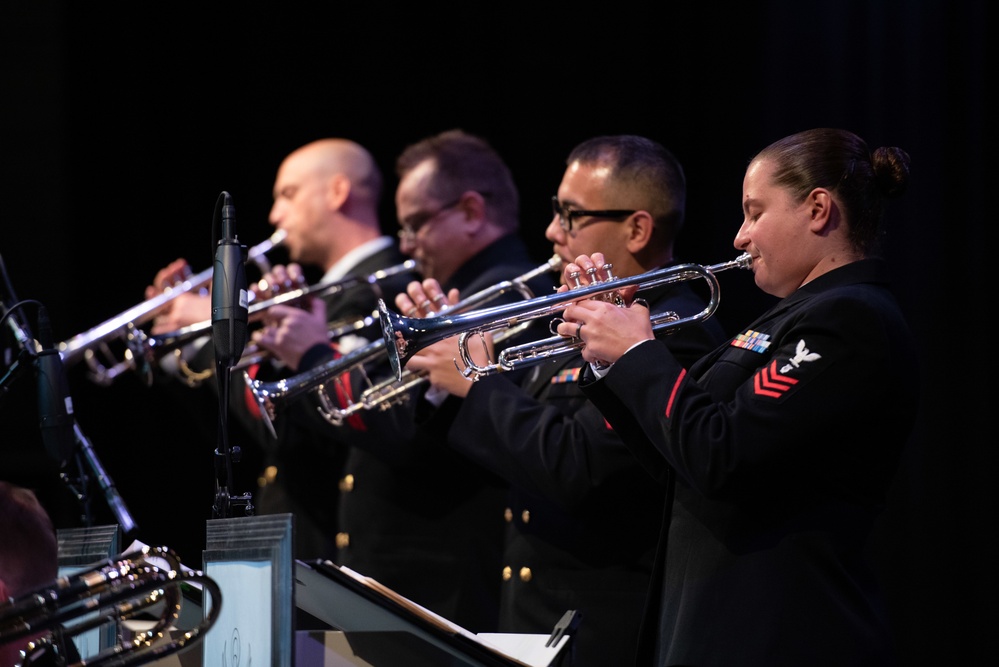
left=625, top=210, right=655, bottom=253
left=807, top=188, right=834, bottom=233
left=326, top=173, right=351, bottom=210
left=457, top=190, right=487, bottom=235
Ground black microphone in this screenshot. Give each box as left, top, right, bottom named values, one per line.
left=211, top=192, right=248, bottom=369
left=35, top=305, right=75, bottom=468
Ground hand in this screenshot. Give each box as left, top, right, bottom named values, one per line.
left=145, top=259, right=211, bottom=334
left=395, top=278, right=460, bottom=318
left=251, top=298, right=330, bottom=370
left=252, top=263, right=308, bottom=303
left=148, top=293, right=212, bottom=335
left=405, top=334, right=486, bottom=399
left=555, top=254, right=653, bottom=366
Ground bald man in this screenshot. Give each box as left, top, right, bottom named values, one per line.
left=145, top=138, right=417, bottom=560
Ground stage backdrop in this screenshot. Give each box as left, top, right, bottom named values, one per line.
left=1, top=2, right=992, bottom=665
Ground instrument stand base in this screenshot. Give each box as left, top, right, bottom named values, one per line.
left=212, top=446, right=255, bottom=519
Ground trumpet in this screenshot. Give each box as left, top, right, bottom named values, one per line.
left=244, top=255, right=563, bottom=434
left=382, top=253, right=753, bottom=381
left=58, top=229, right=287, bottom=386
left=127, top=260, right=417, bottom=386
left=0, top=544, right=221, bottom=667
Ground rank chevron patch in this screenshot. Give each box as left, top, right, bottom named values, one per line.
left=753, top=360, right=799, bottom=398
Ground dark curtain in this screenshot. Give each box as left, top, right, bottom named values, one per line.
left=1, top=2, right=993, bottom=664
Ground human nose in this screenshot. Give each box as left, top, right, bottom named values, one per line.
left=733, top=219, right=750, bottom=250
left=545, top=215, right=564, bottom=244
left=268, top=200, right=283, bottom=226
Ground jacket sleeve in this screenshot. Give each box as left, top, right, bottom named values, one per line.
left=585, top=290, right=917, bottom=502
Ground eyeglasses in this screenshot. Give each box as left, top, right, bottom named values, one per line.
left=397, top=197, right=463, bottom=242
left=551, top=196, right=636, bottom=232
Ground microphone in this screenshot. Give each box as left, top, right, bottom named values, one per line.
left=211, top=192, right=248, bottom=369
left=35, top=305, right=75, bottom=468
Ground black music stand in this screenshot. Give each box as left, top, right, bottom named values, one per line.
left=294, top=560, right=569, bottom=667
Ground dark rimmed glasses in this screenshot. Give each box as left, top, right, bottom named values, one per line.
left=551, top=196, right=636, bottom=232
left=397, top=197, right=464, bottom=242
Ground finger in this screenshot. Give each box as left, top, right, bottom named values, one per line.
left=310, top=297, right=327, bottom=319
left=287, top=263, right=306, bottom=288
left=420, top=279, right=447, bottom=312
left=563, top=262, right=583, bottom=288
left=406, top=282, right=435, bottom=315
left=270, top=266, right=290, bottom=291
left=396, top=293, right=418, bottom=317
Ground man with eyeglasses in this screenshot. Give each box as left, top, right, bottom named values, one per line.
left=317, top=128, right=559, bottom=633
left=403, top=135, right=727, bottom=665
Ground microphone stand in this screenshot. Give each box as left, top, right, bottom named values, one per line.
left=1, top=291, right=138, bottom=537
left=69, top=420, right=139, bottom=536
left=210, top=192, right=253, bottom=519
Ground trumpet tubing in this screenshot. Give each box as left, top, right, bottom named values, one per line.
left=130, top=260, right=416, bottom=388
left=244, top=337, right=390, bottom=438
left=244, top=255, right=563, bottom=431
left=58, top=229, right=287, bottom=383
left=0, top=545, right=221, bottom=667
left=383, top=253, right=753, bottom=380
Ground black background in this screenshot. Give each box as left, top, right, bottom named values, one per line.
left=1, top=2, right=993, bottom=664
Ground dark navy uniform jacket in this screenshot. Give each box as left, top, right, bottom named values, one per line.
left=422, top=274, right=726, bottom=667
left=311, top=233, right=558, bottom=633
left=233, top=239, right=417, bottom=560
left=581, top=259, right=919, bottom=667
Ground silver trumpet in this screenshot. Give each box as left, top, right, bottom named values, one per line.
left=244, top=255, right=563, bottom=435
left=381, top=253, right=753, bottom=381
left=128, top=259, right=417, bottom=387
left=58, top=229, right=287, bottom=386
left=0, top=544, right=222, bottom=667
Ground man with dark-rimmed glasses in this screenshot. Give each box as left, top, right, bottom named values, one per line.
left=321, top=128, right=558, bottom=634
left=404, top=135, right=727, bottom=666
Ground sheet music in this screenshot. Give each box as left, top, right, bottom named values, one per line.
left=336, top=565, right=568, bottom=667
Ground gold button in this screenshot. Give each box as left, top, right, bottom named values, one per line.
left=258, top=465, right=278, bottom=487
left=502, top=566, right=512, bottom=581
left=339, top=474, right=354, bottom=492
left=335, top=532, right=350, bottom=549
left=519, top=567, right=532, bottom=582
left=521, top=510, right=530, bottom=524
left=504, top=508, right=513, bottom=522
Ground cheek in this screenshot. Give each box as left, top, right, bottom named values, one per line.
left=563, top=230, right=597, bottom=258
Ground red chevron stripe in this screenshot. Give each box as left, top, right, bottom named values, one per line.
left=754, top=360, right=799, bottom=397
